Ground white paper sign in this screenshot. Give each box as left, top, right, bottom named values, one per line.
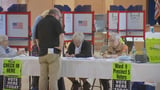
left=64, top=13, right=73, bottom=34
left=127, top=13, right=144, bottom=30
left=108, top=13, right=118, bottom=30
left=119, top=13, right=126, bottom=30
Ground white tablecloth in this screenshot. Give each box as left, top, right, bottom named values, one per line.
left=0, top=56, right=160, bottom=82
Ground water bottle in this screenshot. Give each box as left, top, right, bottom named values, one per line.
left=131, top=44, right=136, bottom=62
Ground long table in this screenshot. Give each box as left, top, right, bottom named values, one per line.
left=0, top=56, right=160, bottom=82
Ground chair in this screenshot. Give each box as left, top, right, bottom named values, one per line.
left=91, top=79, right=102, bottom=90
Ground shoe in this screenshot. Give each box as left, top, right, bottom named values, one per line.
left=83, top=81, right=91, bottom=90
left=71, top=80, right=81, bottom=90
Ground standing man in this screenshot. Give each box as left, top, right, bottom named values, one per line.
left=35, top=8, right=64, bottom=90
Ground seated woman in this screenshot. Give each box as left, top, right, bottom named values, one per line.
left=100, top=33, right=128, bottom=90
left=0, top=35, right=25, bottom=90
left=102, top=33, right=128, bottom=57
left=0, top=35, right=25, bottom=57
left=65, top=32, right=92, bottom=90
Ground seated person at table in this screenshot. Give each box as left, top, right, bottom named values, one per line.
left=102, top=33, right=128, bottom=58
left=100, top=33, right=128, bottom=90
left=0, top=35, right=25, bottom=90
left=0, top=35, right=25, bottom=57
left=65, top=32, right=92, bottom=90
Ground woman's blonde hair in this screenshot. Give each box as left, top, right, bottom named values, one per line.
left=72, top=32, right=85, bottom=42
left=40, top=9, right=49, bottom=17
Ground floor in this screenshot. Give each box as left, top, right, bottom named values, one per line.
left=21, top=77, right=105, bottom=90
left=21, top=76, right=160, bottom=90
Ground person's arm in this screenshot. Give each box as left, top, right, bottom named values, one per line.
left=32, top=16, right=42, bottom=40
left=65, top=42, right=75, bottom=57
left=54, top=19, right=65, bottom=51
left=0, top=47, right=17, bottom=57
left=122, top=45, right=128, bottom=55
left=55, top=33, right=64, bottom=51
left=59, top=33, right=64, bottom=50
left=102, top=46, right=118, bottom=58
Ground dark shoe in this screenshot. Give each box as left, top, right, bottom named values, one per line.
left=71, top=80, right=81, bottom=90
left=83, top=81, right=91, bottom=90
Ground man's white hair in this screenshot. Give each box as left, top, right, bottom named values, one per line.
left=48, top=8, right=61, bottom=17
left=0, top=35, right=8, bottom=43
left=72, top=32, right=85, bottom=42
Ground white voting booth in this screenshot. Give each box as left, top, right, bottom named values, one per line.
left=62, top=12, right=94, bottom=43
left=0, top=12, right=31, bottom=51
left=107, top=11, right=145, bottom=39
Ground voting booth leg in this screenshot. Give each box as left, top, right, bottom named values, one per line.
left=0, top=75, right=3, bottom=90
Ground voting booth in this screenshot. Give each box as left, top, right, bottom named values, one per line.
left=107, top=11, right=145, bottom=39
left=62, top=12, right=94, bottom=44
left=0, top=12, right=31, bottom=52
left=107, top=11, right=145, bottom=54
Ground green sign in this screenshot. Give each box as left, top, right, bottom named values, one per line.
left=3, top=60, right=22, bottom=76
left=146, top=38, right=160, bottom=63
left=112, top=62, right=131, bottom=80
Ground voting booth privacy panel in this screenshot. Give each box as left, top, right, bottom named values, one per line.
left=107, top=11, right=145, bottom=40
left=62, top=12, right=94, bottom=45
left=0, top=12, right=31, bottom=51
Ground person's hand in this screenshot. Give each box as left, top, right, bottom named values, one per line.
left=32, top=39, right=37, bottom=45
left=65, top=53, right=70, bottom=57
left=103, top=55, right=112, bottom=58
left=55, top=46, right=62, bottom=51
left=17, top=50, right=25, bottom=55
left=70, top=54, right=75, bottom=57
left=65, top=53, right=75, bottom=57
left=111, top=55, right=118, bottom=58
left=103, top=54, right=118, bottom=58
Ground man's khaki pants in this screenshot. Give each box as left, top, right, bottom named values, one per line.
left=39, top=54, right=60, bottom=90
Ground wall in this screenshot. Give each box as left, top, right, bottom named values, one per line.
left=105, top=0, right=113, bottom=12
left=54, top=0, right=75, bottom=11
left=17, top=0, right=26, bottom=4
left=114, top=0, right=148, bottom=23
left=114, top=0, right=146, bottom=10
left=27, top=0, right=53, bottom=26
left=75, top=0, right=105, bottom=14
left=146, top=25, right=160, bottom=32
left=27, top=0, right=107, bottom=26
left=26, top=0, right=148, bottom=27
left=1, top=0, right=17, bottom=11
